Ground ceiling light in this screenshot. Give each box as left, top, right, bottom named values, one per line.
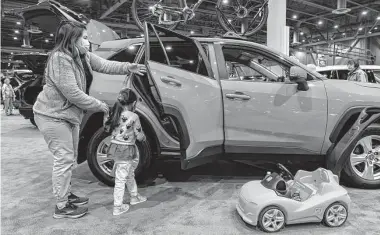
left=11, top=52, right=13, bottom=54
left=318, top=20, right=323, bottom=25
left=292, top=15, right=297, bottom=19
left=16, top=22, right=21, bottom=25
left=190, top=31, right=194, bottom=34
left=375, top=27, right=378, bottom=30
left=128, top=46, right=135, bottom=50
left=362, top=11, right=367, bottom=15
left=148, top=6, right=154, bottom=10
left=302, top=39, right=305, bottom=42
left=342, top=32, right=346, bottom=35
left=228, top=19, right=232, bottom=23
left=140, top=34, right=144, bottom=37
left=13, top=37, right=18, bottom=40
left=223, top=0, right=228, bottom=4
left=300, top=32, right=304, bottom=35
left=377, top=16, right=380, bottom=20
left=369, top=31, right=372, bottom=34
left=45, top=39, right=49, bottom=43
left=50, top=33, right=54, bottom=37
left=359, top=27, right=363, bottom=31
left=318, top=39, right=320, bottom=41
left=165, top=46, right=172, bottom=51
left=15, top=30, right=20, bottom=34
left=334, top=25, right=339, bottom=29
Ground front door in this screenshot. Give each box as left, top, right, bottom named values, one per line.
left=144, top=23, right=224, bottom=169
left=216, top=44, right=328, bottom=155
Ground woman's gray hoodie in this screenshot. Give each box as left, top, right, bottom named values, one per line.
left=33, top=51, right=131, bottom=124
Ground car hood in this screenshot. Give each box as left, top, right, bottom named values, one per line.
left=13, top=53, right=48, bottom=75
left=240, top=181, right=277, bottom=203
left=15, top=0, right=119, bottom=47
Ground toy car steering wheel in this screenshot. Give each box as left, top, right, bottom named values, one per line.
left=277, top=163, right=294, bottom=180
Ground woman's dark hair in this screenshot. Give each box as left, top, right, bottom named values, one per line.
left=105, top=88, right=138, bottom=133
left=47, top=21, right=87, bottom=74
left=347, top=59, right=360, bottom=70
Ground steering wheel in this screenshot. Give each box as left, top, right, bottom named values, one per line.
left=277, top=163, right=294, bottom=180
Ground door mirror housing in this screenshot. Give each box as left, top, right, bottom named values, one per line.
left=289, top=66, right=309, bottom=91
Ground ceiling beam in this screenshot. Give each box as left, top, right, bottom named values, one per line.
left=298, top=31, right=380, bottom=47
left=99, top=0, right=128, bottom=20
left=291, top=0, right=355, bottom=18
left=299, top=0, right=380, bottom=23
left=347, top=0, right=380, bottom=13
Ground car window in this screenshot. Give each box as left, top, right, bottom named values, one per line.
left=145, top=25, right=209, bottom=77
left=146, top=41, right=209, bottom=77
left=221, top=46, right=289, bottom=82
left=108, top=44, right=142, bottom=62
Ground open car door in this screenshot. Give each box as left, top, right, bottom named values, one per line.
left=143, top=23, right=224, bottom=169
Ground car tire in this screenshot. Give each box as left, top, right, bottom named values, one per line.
left=30, top=118, right=37, bottom=127
left=323, top=202, right=348, bottom=227
left=258, top=206, right=286, bottom=233
left=342, top=126, right=380, bottom=189
left=87, top=127, right=152, bottom=187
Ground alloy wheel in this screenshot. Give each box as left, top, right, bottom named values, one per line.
left=325, top=204, right=347, bottom=227
left=350, top=135, right=380, bottom=180
left=96, top=136, right=113, bottom=177
left=261, top=208, right=285, bottom=232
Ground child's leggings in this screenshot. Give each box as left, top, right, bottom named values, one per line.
left=113, top=157, right=139, bottom=207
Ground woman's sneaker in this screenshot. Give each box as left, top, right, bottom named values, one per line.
left=130, top=194, right=147, bottom=205
left=68, top=193, right=89, bottom=206
left=53, top=203, right=88, bottom=219
left=113, top=204, right=130, bottom=216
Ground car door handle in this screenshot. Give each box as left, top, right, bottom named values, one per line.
left=225, top=93, right=251, bottom=100
left=160, top=76, right=182, bottom=87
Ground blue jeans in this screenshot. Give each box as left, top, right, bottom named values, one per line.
left=34, top=114, right=80, bottom=208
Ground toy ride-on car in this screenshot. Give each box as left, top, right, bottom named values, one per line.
left=236, top=164, right=351, bottom=233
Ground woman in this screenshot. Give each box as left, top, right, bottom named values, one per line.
left=33, top=21, right=146, bottom=219
left=347, top=59, right=368, bottom=83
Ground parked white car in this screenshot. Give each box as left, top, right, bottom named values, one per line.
left=316, top=65, right=380, bottom=83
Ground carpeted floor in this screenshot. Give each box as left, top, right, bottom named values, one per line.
left=1, top=111, right=380, bottom=235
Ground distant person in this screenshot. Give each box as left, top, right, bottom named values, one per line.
left=104, top=88, right=147, bottom=216
left=347, top=59, right=368, bottom=82
left=2, top=78, right=15, bottom=115
left=32, top=21, right=146, bottom=219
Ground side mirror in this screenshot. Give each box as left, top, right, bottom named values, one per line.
left=290, top=66, right=309, bottom=91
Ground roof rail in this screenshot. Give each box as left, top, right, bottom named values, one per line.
left=220, top=32, right=248, bottom=40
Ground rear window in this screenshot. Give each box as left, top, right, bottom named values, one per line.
left=108, top=44, right=142, bottom=63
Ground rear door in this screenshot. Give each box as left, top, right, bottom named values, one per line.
left=144, top=23, right=224, bottom=169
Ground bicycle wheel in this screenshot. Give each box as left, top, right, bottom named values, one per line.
left=216, top=0, right=268, bottom=37
left=132, top=0, right=184, bottom=31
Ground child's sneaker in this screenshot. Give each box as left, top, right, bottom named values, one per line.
left=130, top=194, right=147, bottom=205
left=113, top=204, right=130, bottom=216
left=53, top=203, right=88, bottom=219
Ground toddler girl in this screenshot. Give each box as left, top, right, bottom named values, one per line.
left=105, top=88, right=147, bottom=216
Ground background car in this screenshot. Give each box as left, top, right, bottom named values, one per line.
left=316, top=65, right=380, bottom=83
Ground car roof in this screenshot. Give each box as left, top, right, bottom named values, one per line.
left=316, top=65, right=380, bottom=71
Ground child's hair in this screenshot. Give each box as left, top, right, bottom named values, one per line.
left=105, top=88, right=137, bottom=133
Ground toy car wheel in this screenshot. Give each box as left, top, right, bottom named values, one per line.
left=323, top=203, right=348, bottom=227
left=258, top=206, right=285, bottom=233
